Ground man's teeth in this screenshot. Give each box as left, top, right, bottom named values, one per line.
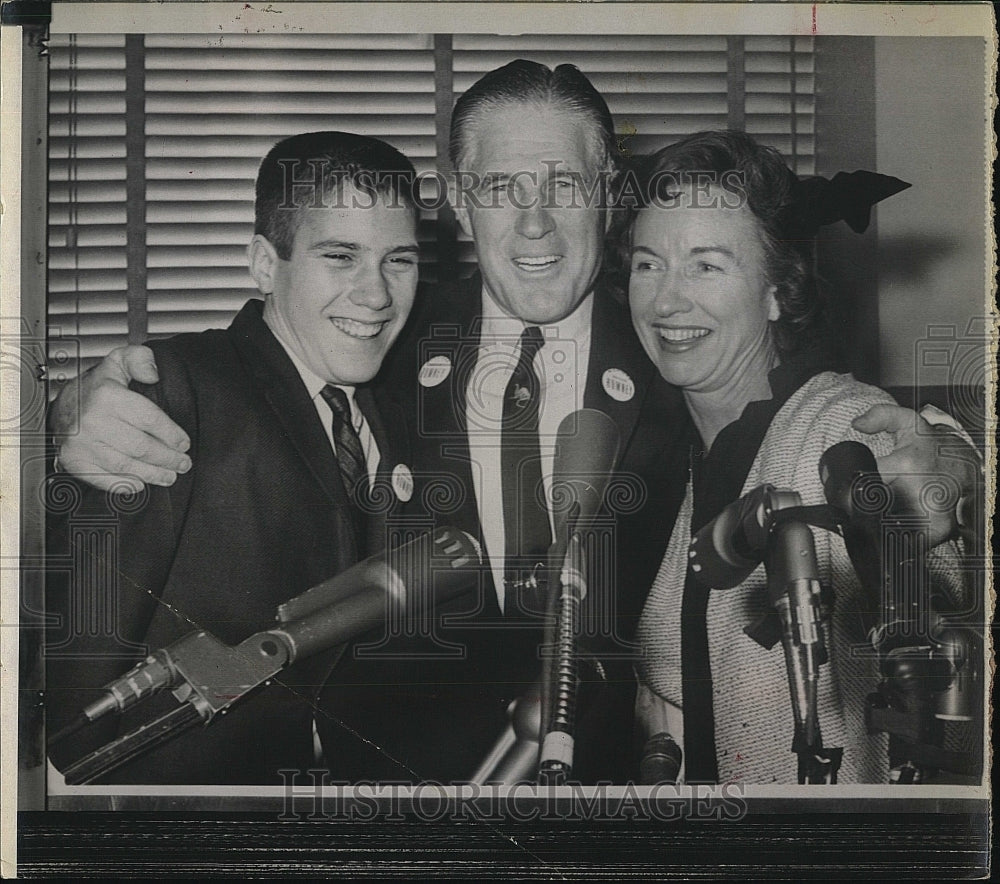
left=658, top=327, right=710, bottom=343
left=514, top=255, right=560, bottom=271
left=331, top=318, right=386, bottom=339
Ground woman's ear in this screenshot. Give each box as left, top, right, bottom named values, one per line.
left=247, top=235, right=280, bottom=295
left=767, top=284, right=781, bottom=322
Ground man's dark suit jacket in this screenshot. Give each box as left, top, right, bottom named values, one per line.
left=317, top=275, right=691, bottom=782
left=46, top=299, right=410, bottom=784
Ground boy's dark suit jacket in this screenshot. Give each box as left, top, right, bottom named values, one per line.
left=46, top=299, right=410, bottom=784
left=317, top=275, right=691, bottom=782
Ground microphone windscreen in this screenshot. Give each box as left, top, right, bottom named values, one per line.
left=688, top=497, right=759, bottom=589
left=277, top=526, right=481, bottom=624
left=819, top=441, right=882, bottom=517
left=639, top=732, right=683, bottom=785
left=273, top=527, right=482, bottom=662
left=550, top=408, right=621, bottom=528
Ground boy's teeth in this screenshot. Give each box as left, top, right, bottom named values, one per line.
left=332, top=318, right=385, bottom=339
left=658, top=328, right=710, bottom=342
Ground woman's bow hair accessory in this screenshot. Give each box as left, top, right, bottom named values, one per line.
left=787, top=170, right=911, bottom=237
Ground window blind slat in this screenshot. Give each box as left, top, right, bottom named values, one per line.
left=49, top=116, right=126, bottom=136
left=49, top=268, right=128, bottom=291
left=49, top=203, right=127, bottom=225
left=145, top=48, right=435, bottom=70
left=146, top=71, right=435, bottom=92
left=140, top=290, right=257, bottom=313
left=454, top=53, right=729, bottom=76
left=143, top=33, right=435, bottom=51
left=145, top=266, right=285, bottom=289
left=146, top=94, right=434, bottom=114
left=145, top=134, right=437, bottom=159
left=145, top=223, right=251, bottom=246
left=49, top=138, right=128, bottom=160
left=144, top=115, right=436, bottom=136
left=145, top=245, right=249, bottom=268
left=454, top=35, right=728, bottom=52
left=142, top=156, right=440, bottom=180
left=50, top=181, right=127, bottom=202
left=49, top=159, right=127, bottom=179
left=49, top=292, right=128, bottom=314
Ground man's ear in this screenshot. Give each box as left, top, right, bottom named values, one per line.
left=447, top=172, right=473, bottom=238
left=767, top=285, right=781, bottom=322
left=602, top=164, right=616, bottom=234
left=248, top=235, right=280, bottom=295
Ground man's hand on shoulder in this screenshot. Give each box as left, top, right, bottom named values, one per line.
left=49, top=345, right=193, bottom=493
left=852, top=403, right=983, bottom=547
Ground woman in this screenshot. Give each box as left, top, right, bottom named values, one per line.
left=621, top=131, right=968, bottom=785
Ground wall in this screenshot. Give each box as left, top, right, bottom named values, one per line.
left=873, top=37, right=991, bottom=402
left=814, top=37, right=879, bottom=383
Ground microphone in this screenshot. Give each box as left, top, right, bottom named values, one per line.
left=689, top=485, right=830, bottom=775
left=73, top=527, right=482, bottom=727
left=534, top=409, right=620, bottom=781
left=277, top=525, right=481, bottom=624
left=548, top=408, right=621, bottom=558
left=688, top=485, right=775, bottom=589
left=818, top=441, right=887, bottom=613
left=639, top=733, right=683, bottom=785
left=500, top=408, right=619, bottom=604
left=271, top=526, right=481, bottom=663
left=470, top=681, right=545, bottom=785
left=819, top=441, right=883, bottom=516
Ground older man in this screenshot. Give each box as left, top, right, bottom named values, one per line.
left=49, top=61, right=976, bottom=783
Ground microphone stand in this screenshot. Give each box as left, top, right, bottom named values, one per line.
left=471, top=506, right=589, bottom=786
left=691, top=485, right=842, bottom=784
left=863, top=518, right=981, bottom=783
left=689, top=443, right=981, bottom=785
left=471, top=407, right=621, bottom=785
left=52, top=526, right=480, bottom=785
left=818, top=441, right=982, bottom=783
left=757, top=489, right=842, bottom=784
left=537, top=532, right=586, bottom=785
left=57, top=628, right=293, bottom=785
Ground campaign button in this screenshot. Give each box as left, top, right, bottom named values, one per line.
left=419, top=355, right=452, bottom=387
left=602, top=368, right=635, bottom=402
left=392, top=463, right=414, bottom=502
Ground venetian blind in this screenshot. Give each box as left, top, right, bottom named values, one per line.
left=48, top=33, right=814, bottom=385
left=49, top=34, right=128, bottom=380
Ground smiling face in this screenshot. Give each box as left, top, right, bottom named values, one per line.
left=628, top=185, right=780, bottom=395
left=251, top=185, right=419, bottom=385
left=452, top=102, right=608, bottom=324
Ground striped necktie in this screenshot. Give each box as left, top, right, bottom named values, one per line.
left=320, top=384, right=369, bottom=510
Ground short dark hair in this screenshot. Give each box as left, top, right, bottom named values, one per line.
left=449, top=59, right=617, bottom=173
left=610, top=130, right=824, bottom=355
left=255, top=131, right=418, bottom=260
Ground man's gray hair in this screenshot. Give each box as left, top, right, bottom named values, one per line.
left=449, top=59, right=618, bottom=173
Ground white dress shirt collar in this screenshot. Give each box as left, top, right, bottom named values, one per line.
left=479, top=286, right=594, bottom=345
left=265, top=315, right=378, bottom=483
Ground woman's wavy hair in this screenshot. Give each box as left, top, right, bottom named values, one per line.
left=605, top=130, right=827, bottom=357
